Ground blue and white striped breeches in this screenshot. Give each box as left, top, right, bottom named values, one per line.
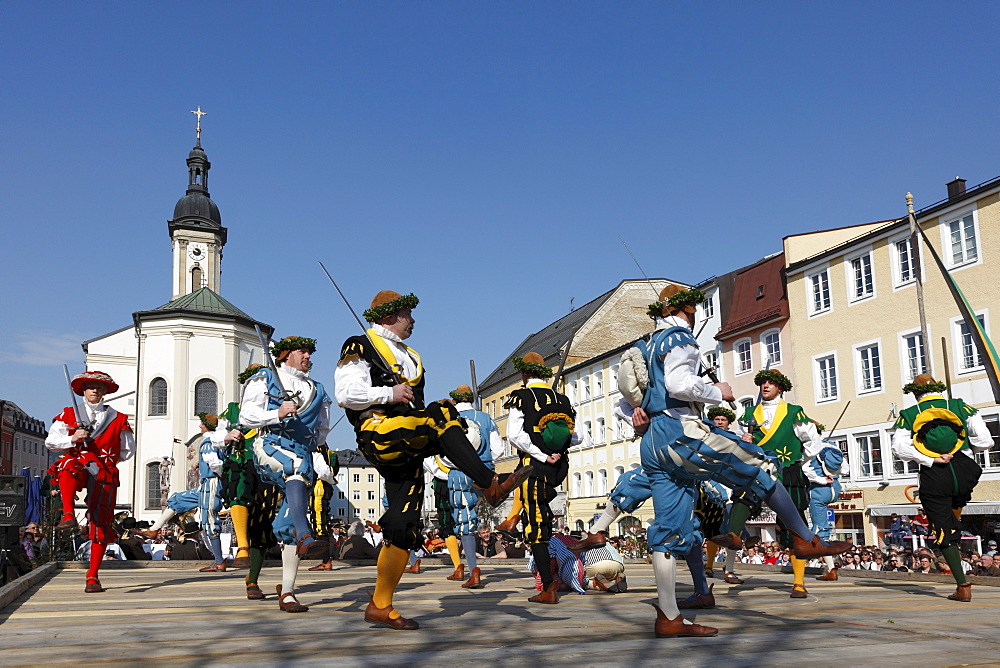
left=448, top=470, right=482, bottom=536
left=609, top=468, right=652, bottom=513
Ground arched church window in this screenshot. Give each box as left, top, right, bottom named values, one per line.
left=149, top=378, right=167, bottom=416
left=191, top=266, right=203, bottom=292
left=194, top=379, right=217, bottom=415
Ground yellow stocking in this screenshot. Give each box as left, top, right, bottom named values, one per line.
left=445, top=535, right=461, bottom=569
left=373, top=544, right=409, bottom=618
left=505, top=487, right=524, bottom=522
left=791, top=556, right=806, bottom=586
left=705, top=541, right=719, bottom=572
left=229, top=505, right=250, bottom=556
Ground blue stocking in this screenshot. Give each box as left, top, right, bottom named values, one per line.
left=764, top=484, right=814, bottom=541
left=685, top=546, right=710, bottom=595
left=283, top=479, right=314, bottom=544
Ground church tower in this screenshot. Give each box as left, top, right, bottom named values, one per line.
left=167, top=109, right=227, bottom=300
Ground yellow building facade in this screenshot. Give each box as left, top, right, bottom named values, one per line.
left=784, top=177, right=1000, bottom=548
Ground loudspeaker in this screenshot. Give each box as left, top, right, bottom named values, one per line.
left=0, top=476, right=27, bottom=527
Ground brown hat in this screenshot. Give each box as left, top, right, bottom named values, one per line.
left=70, top=370, right=119, bottom=396
left=363, top=291, right=420, bottom=322
left=647, top=285, right=705, bottom=319
left=450, top=384, right=475, bottom=401
left=512, top=352, right=553, bottom=378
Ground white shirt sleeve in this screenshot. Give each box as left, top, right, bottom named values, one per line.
left=119, top=426, right=136, bottom=461
left=489, top=428, right=504, bottom=462
left=613, top=397, right=634, bottom=426
left=314, top=397, right=333, bottom=446
left=801, top=458, right=827, bottom=485
left=507, top=406, right=550, bottom=463
left=239, top=377, right=282, bottom=428
left=45, top=420, right=75, bottom=451
left=891, top=427, right=936, bottom=468
left=313, top=452, right=335, bottom=484
left=334, top=357, right=394, bottom=410
left=794, top=420, right=826, bottom=459
left=662, top=344, right=723, bottom=405
left=967, top=412, right=994, bottom=451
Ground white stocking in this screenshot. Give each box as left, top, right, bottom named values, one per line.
left=651, top=551, right=681, bottom=620
left=724, top=548, right=737, bottom=574
left=150, top=508, right=176, bottom=531
left=591, top=504, right=623, bottom=534
left=281, top=544, right=300, bottom=595
left=823, top=555, right=836, bottom=571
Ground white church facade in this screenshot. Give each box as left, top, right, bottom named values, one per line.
left=81, top=133, right=271, bottom=523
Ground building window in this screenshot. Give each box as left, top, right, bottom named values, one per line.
left=900, top=332, right=927, bottom=383
left=353, top=473, right=360, bottom=483
left=584, top=471, right=594, bottom=497
left=610, top=365, right=619, bottom=392
left=338, top=491, right=345, bottom=500
left=582, top=376, right=591, bottom=401
left=892, top=447, right=919, bottom=476
left=568, top=381, right=577, bottom=404
left=572, top=472, right=582, bottom=498
left=849, top=253, right=875, bottom=301
left=367, top=490, right=376, bottom=501
left=193, top=378, right=217, bottom=415
left=368, top=508, right=376, bottom=519
left=353, top=508, right=360, bottom=517
left=856, top=432, right=883, bottom=478
left=584, top=420, right=593, bottom=444
left=948, top=213, right=978, bottom=267
left=975, top=415, right=1000, bottom=469
left=614, top=416, right=624, bottom=441
left=594, top=372, right=604, bottom=398
left=815, top=354, right=838, bottom=402
left=956, top=314, right=987, bottom=371
left=808, top=269, right=831, bottom=315
left=337, top=507, right=346, bottom=517
left=735, top=339, right=752, bottom=375
left=146, top=462, right=161, bottom=509
left=353, top=489, right=360, bottom=500
left=368, top=473, right=374, bottom=483
left=594, top=417, right=605, bottom=444
left=894, top=238, right=916, bottom=286
left=597, top=469, right=608, bottom=496
left=703, top=351, right=718, bottom=375
left=702, top=295, right=715, bottom=319
left=149, top=377, right=167, bottom=416
left=855, top=342, right=883, bottom=394
left=762, top=330, right=781, bottom=366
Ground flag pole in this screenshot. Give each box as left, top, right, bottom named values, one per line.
left=906, top=193, right=931, bottom=379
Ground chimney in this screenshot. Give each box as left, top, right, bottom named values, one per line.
left=947, top=177, right=967, bottom=199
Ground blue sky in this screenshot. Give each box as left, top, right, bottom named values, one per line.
left=2, top=3, right=998, bottom=448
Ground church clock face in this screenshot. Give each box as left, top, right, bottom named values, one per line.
left=188, top=243, right=207, bottom=261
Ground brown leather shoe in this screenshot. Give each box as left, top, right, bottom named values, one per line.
left=678, top=583, right=715, bottom=609
left=528, top=580, right=559, bottom=604
left=566, top=531, right=607, bottom=552
left=790, top=584, right=808, bottom=599
left=295, top=533, right=329, bottom=559
left=232, top=550, right=251, bottom=569
left=462, top=567, right=483, bottom=589
left=791, top=532, right=851, bottom=559
left=135, top=528, right=159, bottom=539
left=948, top=583, right=972, bottom=602
left=446, top=564, right=466, bottom=581
left=709, top=532, right=742, bottom=550
left=364, top=600, right=419, bottom=629
left=704, top=568, right=715, bottom=579
left=278, top=591, right=309, bottom=613
left=366, top=520, right=382, bottom=533
left=309, top=561, right=334, bottom=571
left=84, top=578, right=105, bottom=593
left=200, top=562, right=226, bottom=572
left=652, top=604, right=718, bottom=638
left=405, top=559, right=421, bottom=574
left=723, top=572, right=744, bottom=585
left=246, top=584, right=265, bottom=600
left=815, top=567, right=839, bottom=581
left=57, top=516, right=79, bottom=531
left=479, top=467, right=533, bottom=507
left=496, top=515, right=520, bottom=534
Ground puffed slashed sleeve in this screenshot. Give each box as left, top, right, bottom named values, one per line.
left=334, top=357, right=394, bottom=410
left=45, top=419, right=74, bottom=451
left=507, top=406, right=550, bottom=463
left=239, top=377, right=281, bottom=428
left=119, top=424, right=136, bottom=461
left=793, top=420, right=826, bottom=459
left=662, top=344, right=723, bottom=405
left=891, top=427, right=935, bottom=468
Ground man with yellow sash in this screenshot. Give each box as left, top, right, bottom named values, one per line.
left=891, top=374, right=992, bottom=601
left=723, top=369, right=827, bottom=598
left=335, top=290, right=528, bottom=629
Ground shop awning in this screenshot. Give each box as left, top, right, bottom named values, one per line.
left=867, top=501, right=1000, bottom=516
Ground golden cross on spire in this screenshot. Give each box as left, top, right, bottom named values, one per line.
left=190, top=106, right=207, bottom=143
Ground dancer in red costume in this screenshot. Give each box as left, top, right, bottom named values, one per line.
left=45, top=370, right=135, bottom=593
